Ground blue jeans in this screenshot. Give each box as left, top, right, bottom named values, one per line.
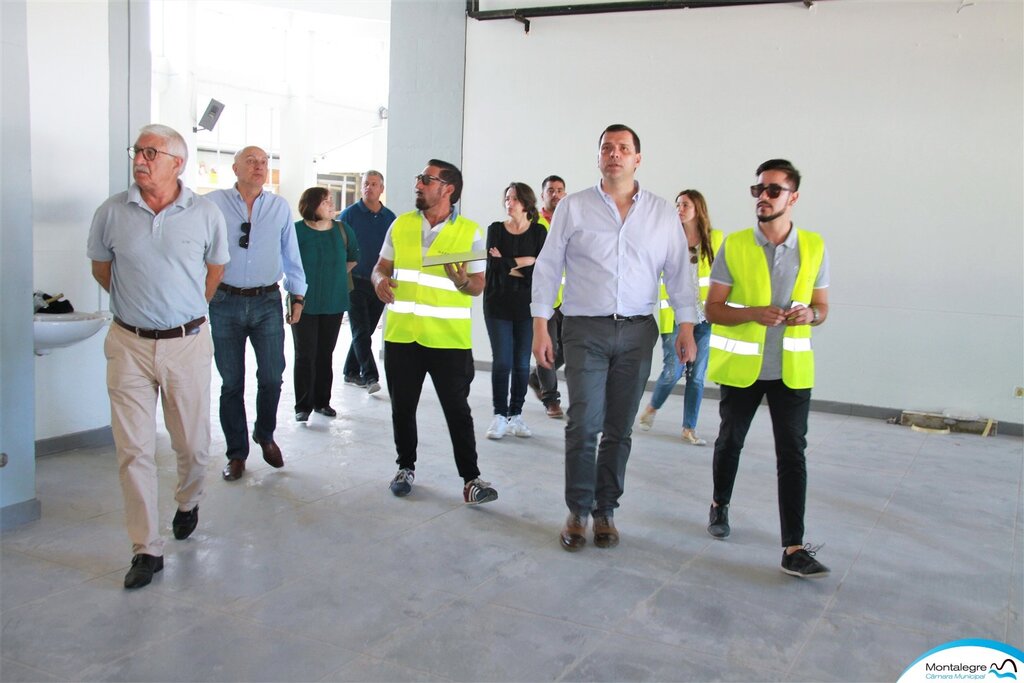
left=649, top=321, right=711, bottom=430
left=209, top=289, right=286, bottom=460
left=484, top=316, right=533, bottom=417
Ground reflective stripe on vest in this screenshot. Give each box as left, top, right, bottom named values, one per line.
left=707, top=228, right=825, bottom=389
left=383, top=211, right=477, bottom=349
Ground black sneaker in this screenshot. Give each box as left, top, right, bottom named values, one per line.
left=707, top=503, right=730, bottom=539
left=781, top=543, right=830, bottom=578
left=389, top=468, right=414, bottom=497
left=463, top=478, right=498, bottom=505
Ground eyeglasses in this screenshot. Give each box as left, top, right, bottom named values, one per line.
left=239, top=222, right=251, bottom=249
left=415, top=173, right=449, bottom=186
left=750, top=183, right=795, bottom=199
left=128, top=146, right=180, bottom=162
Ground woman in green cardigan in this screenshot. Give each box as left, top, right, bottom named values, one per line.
left=292, top=187, right=360, bottom=422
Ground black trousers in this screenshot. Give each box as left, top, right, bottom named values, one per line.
left=384, top=341, right=480, bottom=483
left=343, top=277, right=386, bottom=383
left=712, top=380, right=811, bottom=547
left=291, top=312, right=342, bottom=413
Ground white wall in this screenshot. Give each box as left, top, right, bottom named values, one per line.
left=460, top=0, right=1024, bottom=424
left=28, top=0, right=113, bottom=440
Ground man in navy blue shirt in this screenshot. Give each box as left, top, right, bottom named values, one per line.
left=340, top=170, right=396, bottom=394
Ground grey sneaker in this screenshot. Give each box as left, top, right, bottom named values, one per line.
left=366, top=381, right=382, bottom=395
left=781, top=543, right=830, bottom=578
left=463, top=478, right=497, bottom=505
left=389, top=468, right=414, bottom=497
left=707, top=503, right=730, bottom=539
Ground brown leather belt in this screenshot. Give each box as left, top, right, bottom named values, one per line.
left=218, top=283, right=279, bottom=296
left=114, top=316, right=205, bottom=340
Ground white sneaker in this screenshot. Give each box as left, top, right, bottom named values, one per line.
left=486, top=415, right=508, bottom=439
left=638, top=406, right=656, bottom=431
left=366, top=381, right=381, bottom=395
left=507, top=414, right=532, bottom=438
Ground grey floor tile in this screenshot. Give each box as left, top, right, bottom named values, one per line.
left=321, top=655, right=450, bottom=682
left=1, top=510, right=131, bottom=576
left=79, top=612, right=358, bottom=682
left=787, top=613, right=938, bottom=682
left=1, top=578, right=213, bottom=681
left=369, top=598, right=607, bottom=681
left=560, top=632, right=785, bottom=682
left=0, top=548, right=95, bottom=611
left=0, top=658, right=64, bottom=683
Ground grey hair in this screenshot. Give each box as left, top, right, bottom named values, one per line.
left=138, top=124, right=188, bottom=174
left=364, top=170, right=384, bottom=183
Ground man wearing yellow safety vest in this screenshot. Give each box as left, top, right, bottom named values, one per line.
left=371, top=160, right=498, bottom=505
left=704, top=159, right=831, bottom=578
left=527, top=175, right=567, bottom=419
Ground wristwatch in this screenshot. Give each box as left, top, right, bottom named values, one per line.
left=810, top=306, right=820, bottom=323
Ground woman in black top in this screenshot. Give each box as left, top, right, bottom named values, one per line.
left=483, top=182, right=548, bottom=440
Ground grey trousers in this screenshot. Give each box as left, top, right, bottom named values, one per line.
left=562, top=315, right=659, bottom=517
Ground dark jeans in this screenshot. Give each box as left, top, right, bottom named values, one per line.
left=384, top=341, right=480, bottom=483
left=712, top=380, right=811, bottom=547
left=484, top=316, right=533, bottom=417
left=343, top=277, right=385, bottom=383
left=562, top=315, right=659, bottom=517
left=291, top=312, right=342, bottom=413
left=209, top=289, right=285, bottom=461
left=530, top=307, right=564, bottom=406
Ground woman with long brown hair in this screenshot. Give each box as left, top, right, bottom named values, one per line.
left=638, top=189, right=723, bottom=445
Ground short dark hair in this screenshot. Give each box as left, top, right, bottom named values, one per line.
left=298, top=186, right=329, bottom=222
left=756, top=159, right=801, bottom=190
left=428, top=158, right=463, bottom=204
left=598, top=124, right=641, bottom=153
left=505, top=182, right=539, bottom=222
left=541, top=175, right=565, bottom=190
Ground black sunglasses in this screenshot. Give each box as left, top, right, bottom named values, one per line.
left=239, top=222, right=251, bottom=249
left=415, top=173, right=449, bottom=186
left=750, top=183, right=795, bottom=200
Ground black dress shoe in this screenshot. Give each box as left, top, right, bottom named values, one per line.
left=254, top=439, right=284, bottom=468
left=222, top=459, right=245, bottom=481
left=172, top=506, right=199, bottom=540
left=124, top=553, right=163, bottom=589
left=313, top=406, right=337, bottom=417
left=295, top=411, right=310, bottom=422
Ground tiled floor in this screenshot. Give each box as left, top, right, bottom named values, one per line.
left=3, top=329, right=1022, bottom=682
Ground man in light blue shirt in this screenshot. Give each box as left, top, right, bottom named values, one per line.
left=207, top=146, right=307, bottom=482
left=532, top=124, right=697, bottom=552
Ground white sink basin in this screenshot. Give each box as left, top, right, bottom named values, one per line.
left=33, top=311, right=109, bottom=355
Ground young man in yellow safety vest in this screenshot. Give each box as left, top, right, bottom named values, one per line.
left=704, top=159, right=831, bottom=578
left=372, top=159, right=498, bottom=505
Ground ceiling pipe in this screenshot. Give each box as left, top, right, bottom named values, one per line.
left=467, top=0, right=816, bottom=34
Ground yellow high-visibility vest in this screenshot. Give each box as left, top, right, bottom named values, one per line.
left=537, top=213, right=563, bottom=309
left=707, top=228, right=824, bottom=389
left=384, top=211, right=477, bottom=349
left=658, top=228, right=724, bottom=334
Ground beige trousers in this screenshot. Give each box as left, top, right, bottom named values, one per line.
left=105, top=323, right=213, bottom=556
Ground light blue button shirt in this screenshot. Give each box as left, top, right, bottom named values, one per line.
left=531, top=182, right=697, bottom=323
left=207, top=187, right=307, bottom=295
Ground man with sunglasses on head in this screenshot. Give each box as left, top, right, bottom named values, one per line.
left=532, top=124, right=698, bottom=552
left=207, top=146, right=307, bottom=482
left=372, top=160, right=498, bottom=505
left=704, top=158, right=831, bottom=578
left=88, top=124, right=229, bottom=588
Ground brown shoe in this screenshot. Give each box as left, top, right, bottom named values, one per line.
left=545, top=402, right=564, bottom=419
left=560, top=513, right=588, bottom=552
left=255, top=439, right=284, bottom=468
left=593, top=514, right=619, bottom=548
left=222, top=459, right=245, bottom=481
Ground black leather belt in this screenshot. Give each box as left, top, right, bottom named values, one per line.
left=604, top=314, right=653, bottom=322
left=218, top=283, right=279, bottom=296
left=114, top=316, right=205, bottom=340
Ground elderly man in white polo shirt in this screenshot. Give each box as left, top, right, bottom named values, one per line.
left=88, top=124, right=229, bottom=589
